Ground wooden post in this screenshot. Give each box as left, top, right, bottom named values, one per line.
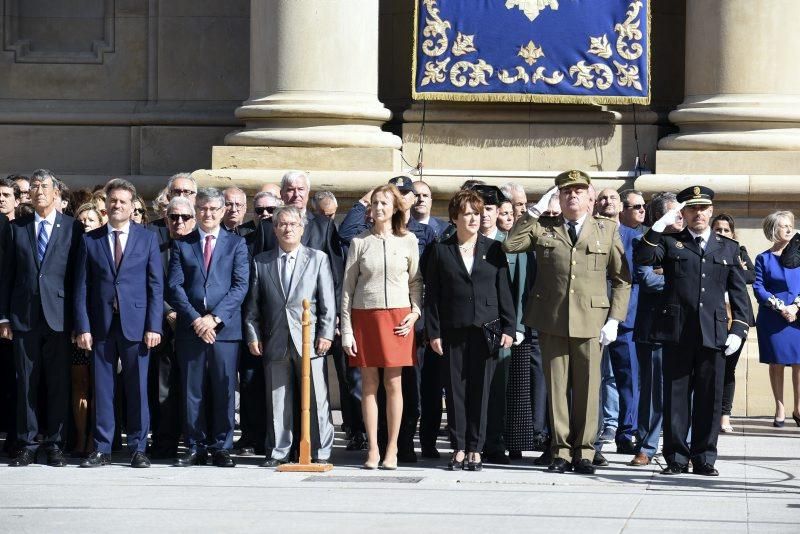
left=277, top=299, right=333, bottom=472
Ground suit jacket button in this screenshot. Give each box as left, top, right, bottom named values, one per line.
left=699, top=302, right=704, bottom=307
left=569, top=289, right=574, bottom=294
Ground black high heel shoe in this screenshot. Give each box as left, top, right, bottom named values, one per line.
left=467, top=453, right=483, bottom=471
left=793, top=412, right=800, bottom=427
left=447, top=452, right=465, bottom=471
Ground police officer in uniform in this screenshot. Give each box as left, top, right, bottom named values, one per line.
left=634, top=185, right=750, bottom=476
left=504, top=170, right=631, bottom=474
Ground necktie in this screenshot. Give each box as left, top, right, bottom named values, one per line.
left=567, top=221, right=578, bottom=245
left=695, top=235, right=703, bottom=250
left=36, top=220, right=49, bottom=263
left=281, top=254, right=292, bottom=296
left=113, top=230, right=123, bottom=270
left=203, top=234, right=214, bottom=272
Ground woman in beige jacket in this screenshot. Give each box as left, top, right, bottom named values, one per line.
left=341, top=184, right=423, bottom=470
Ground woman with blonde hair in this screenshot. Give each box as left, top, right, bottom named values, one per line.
left=753, top=210, right=800, bottom=427
left=341, top=184, right=423, bottom=470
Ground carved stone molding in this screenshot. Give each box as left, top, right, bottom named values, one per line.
left=2, top=0, right=115, bottom=64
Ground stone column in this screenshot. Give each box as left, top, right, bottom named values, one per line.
left=659, top=0, right=800, bottom=152
left=224, top=0, right=401, bottom=149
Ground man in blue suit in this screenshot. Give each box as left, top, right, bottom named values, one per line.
left=1, top=170, right=83, bottom=467
left=168, top=187, right=249, bottom=468
left=74, top=178, right=164, bottom=468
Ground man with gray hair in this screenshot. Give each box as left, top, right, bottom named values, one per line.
left=501, top=182, right=528, bottom=220
left=148, top=172, right=198, bottom=244
left=245, top=205, right=336, bottom=466
left=312, top=191, right=338, bottom=221
left=167, top=187, right=249, bottom=468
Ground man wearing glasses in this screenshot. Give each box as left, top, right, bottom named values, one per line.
left=147, top=173, right=198, bottom=243
left=620, top=189, right=648, bottom=233
left=147, top=196, right=195, bottom=459
left=222, top=186, right=253, bottom=238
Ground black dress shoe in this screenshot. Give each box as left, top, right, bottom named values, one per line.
left=46, top=448, right=67, bottom=467
left=212, top=450, right=236, bottom=467
left=616, top=440, right=637, bottom=455
left=447, top=453, right=465, bottom=471
left=131, top=452, right=151, bottom=468
left=573, top=459, right=596, bottom=474
left=237, top=447, right=256, bottom=456
left=660, top=462, right=687, bottom=475
left=548, top=457, right=572, bottom=473
left=484, top=451, right=510, bottom=465
left=397, top=449, right=418, bottom=463
left=174, top=450, right=208, bottom=467
left=420, top=446, right=440, bottom=459
left=508, top=450, right=523, bottom=460
left=693, top=463, right=719, bottom=476
left=467, top=458, right=483, bottom=471
left=9, top=448, right=36, bottom=467
left=593, top=451, right=609, bottom=467
left=80, top=451, right=111, bottom=468
left=260, top=457, right=289, bottom=468
left=533, top=450, right=553, bottom=466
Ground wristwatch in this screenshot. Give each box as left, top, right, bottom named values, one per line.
left=213, top=316, right=222, bottom=325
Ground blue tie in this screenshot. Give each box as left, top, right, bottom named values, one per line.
left=37, top=220, right=49, bottom=264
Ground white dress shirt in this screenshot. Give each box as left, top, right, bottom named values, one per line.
left=34, top=208, right=58, bottom=242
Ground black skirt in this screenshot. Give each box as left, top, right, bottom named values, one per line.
left=504, top=340, right=534, bottom=451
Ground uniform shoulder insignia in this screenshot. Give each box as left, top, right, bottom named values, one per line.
left=593, top=215, right=614, bottom=221
left=717, top=234, right=739, bottom=245
left=539, top=217, right=559, bottom=228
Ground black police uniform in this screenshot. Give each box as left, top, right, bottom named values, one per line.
left=633, top=188, right=750, bottom=471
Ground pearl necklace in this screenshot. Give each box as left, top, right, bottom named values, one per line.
left=458, top=242, right=476, bottom=253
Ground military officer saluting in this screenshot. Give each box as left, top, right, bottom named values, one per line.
left=634, top=185, right=750, bottom=477
left=504, top=170, right=631, bottom=474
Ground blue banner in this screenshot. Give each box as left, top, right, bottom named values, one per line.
left=413, top=0, right=650, bottom=104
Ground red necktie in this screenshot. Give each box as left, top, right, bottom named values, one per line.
left=113, top=230, right=123, bottom=270
left=203, top=234, right=214, bottom=272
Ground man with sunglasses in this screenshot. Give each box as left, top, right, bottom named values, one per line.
left=147, top=197, right=195, bottom=459
left=147, top=173, right=198, bottom=244
left=620, top=190, right=648, bottom=233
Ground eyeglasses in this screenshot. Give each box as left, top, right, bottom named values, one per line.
left=225, top=202, right=245, bottom=210
left=625, top=204, right=645, bottom=211
left=168, top=214, right=194, bottom=222
left=277, top=222, right=301, bottom=230
left=197, top=206, right=221, bottom=213
left=170, top=188, right=196, bottom=197
left=133, top=208, right=145, bottom=215
left=255, top=206, right=276, bottom=215
left=29, top=183, right=52, bottom=191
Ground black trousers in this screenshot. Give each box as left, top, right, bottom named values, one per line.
left=14, top=325, right=70, bottom=451
left=419, top=344, right=444, bottom=450
left=484, top=356, right=508, bottom=455
left=238, top=346, right=267, bottom=450
left=721, top=345, right=743, bottom=416
left=147, top=337, right=182, bottom=455
left=441, top=327, right=497, bottom=452
left=529, top=331, right=549, bottom=438
left=663, top=333, right=725, bottom=467
left=0, top=338, right=17, bottom=453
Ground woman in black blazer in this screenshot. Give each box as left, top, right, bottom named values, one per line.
left=425, top=189, right=515, bottom=471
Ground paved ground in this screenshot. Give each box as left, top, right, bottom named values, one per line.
left=1, top=416, right=798, bottom=533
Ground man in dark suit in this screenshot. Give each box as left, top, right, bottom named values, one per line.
left=168, top=188, right=249, bottom=468
left=146, top=196, right=196, bottom=458
left=74, top=178, right=164, bottom=468
left=634, top=185, right=750, bottom=476
left=0, top=170, right=83, bottom=467
left=148, top=172, right=198, bottom=243
left=0, top=210, right=13, bottom=457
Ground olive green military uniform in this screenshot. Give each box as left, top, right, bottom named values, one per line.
left=503, top=175, right=631, bottom=462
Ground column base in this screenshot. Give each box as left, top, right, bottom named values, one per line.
left=655, top=150, right=800, bottom=175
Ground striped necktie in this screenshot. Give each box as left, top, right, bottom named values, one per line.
left=37, top=220, right=49, bottom=264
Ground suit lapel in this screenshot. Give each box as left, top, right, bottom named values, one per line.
left=99, top=224, right=116, bottom=274
left=574, top=217, right=596, bottom=249
left=207, top=229, right=226, bottom=275
left=40, top=212, right=64, bottom=268
left=27, top=217, right=40, bottom=269
left=552, top=217, right=573, bottom=248
left=704, top=233, right=723, bottom=257
left=189, top=230, right=206, bottom=280
left=117, top=224, right=137, bottom=274
left=679, top=229, right=703, bottom=257
left=287, top=246, right=310, bottom=298
left=265, top=249, right=283, bottom=300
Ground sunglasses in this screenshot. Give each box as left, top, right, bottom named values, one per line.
left=133, top=208, right=145, bottom=215
left=625, top=204, right=645, bottom=211
left=168, top=214, right=194, bottom=222
left=170, top=188, right=196, bottom=197
left=255, top=206, right=276, bottom=215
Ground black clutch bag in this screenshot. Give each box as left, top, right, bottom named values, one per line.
left=482, top=319, right=504, bottom=356
left=780, top=233, right=800, bottom=269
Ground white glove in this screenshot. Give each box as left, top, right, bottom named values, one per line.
left=599, top=318, right=619, bottom=346
left=724, top=334, right=742, bottom=356
left=528, top=186, right=559, bottom=217
left=651, top=201, right=686, bottom=233
left=513, top=331, right=525, bottom=346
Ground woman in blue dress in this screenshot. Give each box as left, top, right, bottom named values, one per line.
left=753, top=211, right=800, bottom=427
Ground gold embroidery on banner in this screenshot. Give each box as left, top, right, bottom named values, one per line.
left=450, top=60, right=494, bottom=87
left=613, top=60, right=642, bottom=91
left=451, top=32, right=477, bottom=56
left=518, top=40, right=544, bottom=66
left=614, top=1, right=644, bottom=60
left=569, top=61, right=613, bottom=90
left=588, top=34, right=612, bottom=59
left=498, top=66, right=530, bottom=84
left=505, top=0, right=559, bottom=22
left=421, top=58, right=451, bottom=86
left=421, top=0, right=451, bottom=57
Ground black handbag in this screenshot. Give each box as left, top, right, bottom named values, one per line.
left=482, top=319, right=504, bottom=356
left=780, top=233, right=800, bottom=269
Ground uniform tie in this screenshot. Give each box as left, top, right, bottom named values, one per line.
left=113, top=230, right=123, bottom=270
left=567, top=221, right=578, bottom=245
left=695, top=235, right=704, bottom=251
left=36, top=220, right=49, bottom=264
left=203, top=234, right=215, bottom=272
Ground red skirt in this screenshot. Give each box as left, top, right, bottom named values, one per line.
left=349, top=308, right=415, bottom=368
